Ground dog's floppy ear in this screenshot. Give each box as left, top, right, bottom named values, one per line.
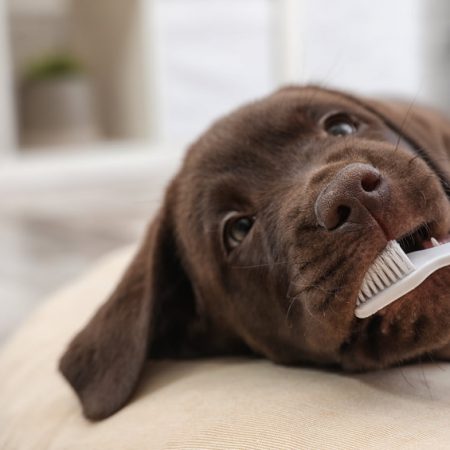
left=59, top=182, right=196, bottom=420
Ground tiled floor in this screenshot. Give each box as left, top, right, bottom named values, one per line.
left=0, top=155, right=177, bottom=343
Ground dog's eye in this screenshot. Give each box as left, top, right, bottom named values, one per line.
left=224, top=216, right=254, bottom=249
left=324, top=113, right=357, bottom=136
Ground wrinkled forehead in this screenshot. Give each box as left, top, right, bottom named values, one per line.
left=179, top=87, right=370, bottom=192
left=183, top=87, right=370, bottom=175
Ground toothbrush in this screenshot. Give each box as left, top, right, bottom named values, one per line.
left=355, top=239, right=450, bottom=319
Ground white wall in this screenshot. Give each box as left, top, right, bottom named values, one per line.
left=303, top=0, right=422, bottom=99
left=157, top=0, right=273, bottom=142
left=422, top=0, right=450, bottom=113
left=154, top=0, right=434, bottom=144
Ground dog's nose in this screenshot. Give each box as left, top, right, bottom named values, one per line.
left=315, top=163, right=387, bottom=230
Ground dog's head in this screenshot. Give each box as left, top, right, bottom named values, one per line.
left=60, top=86, right=450, bottom=420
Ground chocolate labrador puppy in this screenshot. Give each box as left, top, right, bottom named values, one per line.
left=60, top=85, right=450, bottom=420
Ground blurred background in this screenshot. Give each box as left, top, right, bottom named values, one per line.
left=1, top=0, right=449, bottom=342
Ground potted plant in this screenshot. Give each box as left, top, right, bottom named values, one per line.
left=21, top=53, right=101, bottom=148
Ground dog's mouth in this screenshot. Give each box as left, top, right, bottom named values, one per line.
left=395, top=223, right=450, bottom=253
left=396, top=223, right=433, bottom=253
left=355, top=221, right=450, bottom=318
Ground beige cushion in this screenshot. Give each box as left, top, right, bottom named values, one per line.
left=1, top=247, right=450, bottom=449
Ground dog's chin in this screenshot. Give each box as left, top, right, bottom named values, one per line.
left=375, top=266, right=450, bottom=361
left=338, top=261, right=450, bottom=371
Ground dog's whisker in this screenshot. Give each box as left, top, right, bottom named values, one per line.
left=290, top=281, right=337, bottom=299
left=296, top=223, right=320, bottom=234
left=285, top=278, right=300, bottom=299
left=407, top=154, right=422, bottom=167
left=284, top=277, right=302, bottom=324
left=291, top=240, right=360, bottom=308
left=294, top=255, right=347, bottom=296
left=394, top=91, right=419, bottom=154
left=285, top=296, right=298, bottom=325
left=398, top=365, right=415, bottom=389
left=417, top=357, right=433, bottom=400
left=293, top=239, right=345, bottom=272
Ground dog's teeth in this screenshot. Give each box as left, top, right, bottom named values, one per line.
left=431, top=237, right=440, bottom=247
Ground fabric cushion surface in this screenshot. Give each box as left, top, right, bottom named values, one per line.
left=1, top=246, right=450, bottom=450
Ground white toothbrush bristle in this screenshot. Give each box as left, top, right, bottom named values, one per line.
left=355, top=237, right=450, bottom=319
left=357, top=241, right=415, bottom=305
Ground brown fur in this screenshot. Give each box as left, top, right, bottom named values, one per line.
left=59, top=85, right=450, bottom=420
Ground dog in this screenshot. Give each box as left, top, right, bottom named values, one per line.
left=60, top=85, right=450, bottom=420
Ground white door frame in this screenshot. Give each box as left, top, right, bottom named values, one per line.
left=271, top=0, right=305, bottom=86
left=0, top=0, right=16, bottom=154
